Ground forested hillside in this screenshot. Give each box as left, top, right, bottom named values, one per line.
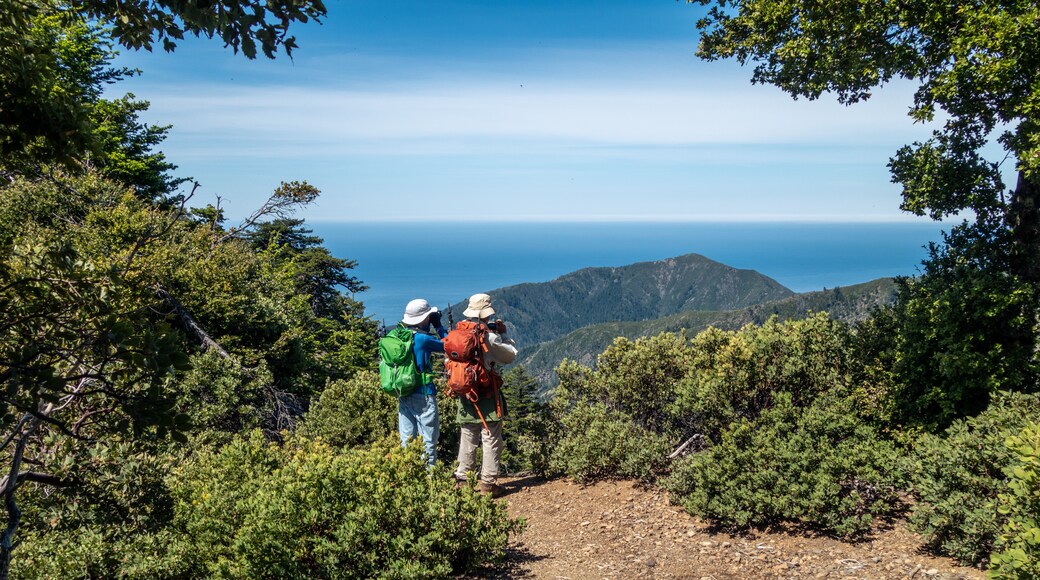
left=520, top=277, right=897, bottom=384
left=448, top=253, right=793, bottom=347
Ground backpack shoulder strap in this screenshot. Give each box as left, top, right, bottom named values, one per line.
left=474, top=321, right=490, bottom=353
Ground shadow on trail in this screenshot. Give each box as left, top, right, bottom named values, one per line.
left=497, top=475, right=553, bottom=498
left=464, top=545, right=546, bottom=579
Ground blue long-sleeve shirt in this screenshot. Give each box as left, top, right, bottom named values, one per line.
left=412, top=326, right=446, bottom=394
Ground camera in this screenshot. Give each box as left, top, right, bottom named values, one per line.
left=486, top=319, right=505, bottom=333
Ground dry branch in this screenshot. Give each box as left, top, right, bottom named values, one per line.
left=156, top=285, right=229, bottom=358
left=669, top=434, right=704, bottom=459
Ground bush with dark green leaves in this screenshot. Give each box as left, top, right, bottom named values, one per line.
left=889, top=221, right=1039, bottom=430
left=543, top=333, right=692, bottom=483
left=909, top=392, right=1040, bottom=566
left=173, top=351, right=269, bottom=438
left=990, top=422, right=1040, bottom=578
left=12, top=439, right=191, bottom=579
left=558, top=332, right=693, bottom=434
left=17, top=410, right=517, bottom=580
left=664, top=391, right=907, bottom=538
left=547, top=315, right=866, bottom=488
left=671, top=313, right=858, bottom=442
left=547, top=400, right=672, bottom=483
left=296, top=370, right=396, bottom=448
left=436, top=386, right=461, bottom=464
left=170, top=432, right=523, bottom=579
left=14, top=526, right=192, bottom=580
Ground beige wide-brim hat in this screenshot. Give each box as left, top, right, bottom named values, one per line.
left=463, top=293, right=495, bottom=319
left=402, top=298, right=437, bottom=325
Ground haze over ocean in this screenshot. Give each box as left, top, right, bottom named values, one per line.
left=311, top=221, right=948, bottom=326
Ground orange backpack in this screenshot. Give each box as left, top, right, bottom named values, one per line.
left=443, top=320, right=502, bottom=432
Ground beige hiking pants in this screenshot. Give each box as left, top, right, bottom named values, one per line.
left=454, top=421, right=503, bottom=485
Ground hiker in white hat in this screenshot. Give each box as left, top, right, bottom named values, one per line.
left=453, top=293, right=517, bottom=497
left=398, top=298, right=447, bottom=467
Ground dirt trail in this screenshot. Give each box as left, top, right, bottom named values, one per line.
left=473, top=477, right=985, bottom=579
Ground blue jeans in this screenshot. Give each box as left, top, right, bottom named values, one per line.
left=398, top=391, right=439, bottom=467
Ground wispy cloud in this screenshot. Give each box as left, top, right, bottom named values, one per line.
left=113, top=32, right=936, bottom=222
left=142, top=77, right=928, bottom=161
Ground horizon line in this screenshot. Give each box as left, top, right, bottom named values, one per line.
left=302, top=215, right=953, bottom=225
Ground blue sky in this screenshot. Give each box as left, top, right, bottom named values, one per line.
left=110, top=0, right=947, bottom=223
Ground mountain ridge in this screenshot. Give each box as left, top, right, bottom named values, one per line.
left=447, top=253, right=794, bottom=348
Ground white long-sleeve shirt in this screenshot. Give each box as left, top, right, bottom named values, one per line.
left=484, top=329, right=518, bottom=367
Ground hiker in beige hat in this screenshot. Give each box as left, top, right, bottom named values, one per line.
left=453, top=293, right=517, bottom=497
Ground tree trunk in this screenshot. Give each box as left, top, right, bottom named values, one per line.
left=1008, top=171, right=1040, bottom=364
left=1009, top=172, right=1040, bottom=284
left=0, top=415, right=39, bottom=580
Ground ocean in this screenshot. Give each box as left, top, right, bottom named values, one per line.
left=309, top=221, right=948, bottom=326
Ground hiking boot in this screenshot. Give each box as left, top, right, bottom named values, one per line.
left=477, top=482, right=502, bottom=498
left=454, top=476, right=468, bottom=490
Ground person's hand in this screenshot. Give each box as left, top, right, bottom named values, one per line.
left=494, top=319, right=506, bottom=334
left=428, top=310, right=442, bottom=328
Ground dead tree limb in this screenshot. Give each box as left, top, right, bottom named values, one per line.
left=156, top=285, right=229, bottom=358
left=0, top=472, right=78, bottom=489
left=157, top=285, right=301, bottom=436
left=669, top=434, right=704, bottom=460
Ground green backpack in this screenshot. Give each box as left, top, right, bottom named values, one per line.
left=378, top=324, right=422, bottom=397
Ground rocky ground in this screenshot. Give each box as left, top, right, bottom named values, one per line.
left=471, top=477, right=985, bottom=579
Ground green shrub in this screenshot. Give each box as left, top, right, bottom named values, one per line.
left=296, top=370, right=396, bottom=448
left=436, top=386, right=461, bottom=464
left=13, top=528, right=193, bottom=579
left=551, top=333, right=694, bottom=435
left=545, top=333, right=691, bottom=483
left=846, top=306, right=903, bottom=426
left=990, top=423, right=1040, bottom=578
left=909, top=391, right=1040, bottom=566
left=548, top=402, right=672, bottom=483
left=585, top=332, right=694, bottom=433
left=547, top=315, right=864, bottom=486
left=174, top=350, right=267, bottom=436
left=11, top=440, right=192, bottom=579
left=672, top=313, right=856, bottom=442
left=665, top=391, right=906, bottom=538
left=170, top=431, right=523, bottom=578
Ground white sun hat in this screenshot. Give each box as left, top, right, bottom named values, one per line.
left=402, top=298, right=438, bottom=325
